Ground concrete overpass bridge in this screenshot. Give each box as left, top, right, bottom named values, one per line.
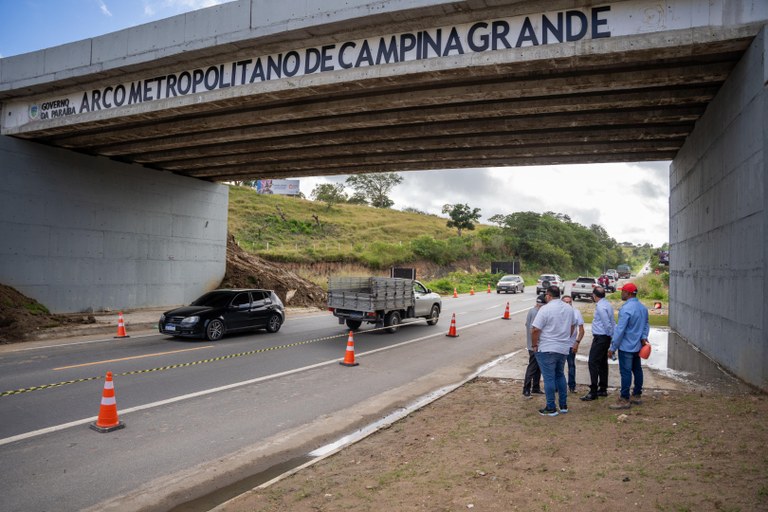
left=1, top=0, right=767, bottom=389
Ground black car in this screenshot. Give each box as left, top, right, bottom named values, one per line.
left=159, top=289, right=285, bottom=341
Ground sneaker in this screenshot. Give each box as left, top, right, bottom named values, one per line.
left=630, top=396, right=643, bottom=405
left=538, top=407, right=559, bottom=417
left=559, top=407, right=569, bottom=414
left=609, top=398, right=631, bottom=410
left=569, top=388, right=577, bottom=393
left=531, top=389, right=545, bottom=395
left=580, top=393, right=597, bottom=401
left=523, top=391, right=532, bottom=399
left=597, top=390, right=608, bottom=397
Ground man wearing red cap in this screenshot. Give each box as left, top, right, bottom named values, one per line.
left=607, top=283, right=650, bottom=409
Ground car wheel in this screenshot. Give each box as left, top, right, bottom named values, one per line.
left=205, top=319, right=225, bottom=341
left=571, top=294, right=577, bottom=301
left=496, top=290, right=500, bottom=294
left=266, top=314, right=282, bottom=333
left=511, top=287, right=517, bottom=294
left=426, top=305, right=440, bottom=326
left=346, top=319, right=362, bottom=330
left=384, top=311, right=401, bottom=333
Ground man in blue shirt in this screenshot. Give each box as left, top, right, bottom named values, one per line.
left=581, top=286, right=615, bottom=401
left=607, top=283, right=650, bottom=409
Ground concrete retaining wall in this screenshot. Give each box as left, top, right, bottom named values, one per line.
left=0, top=136, right=228, bottom=313
left=669, top=27, right=767, bottom=390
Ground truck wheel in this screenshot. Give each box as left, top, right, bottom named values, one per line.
left=346, top=319, right=362, bottom=330
left=426, top=305, right=440, bottom=325
left=571, top=294, right=577, bottom=301
left=384, top=311, right=401, bottom=333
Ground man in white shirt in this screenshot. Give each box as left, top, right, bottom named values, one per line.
left=531, top=285, right=576, bottom=416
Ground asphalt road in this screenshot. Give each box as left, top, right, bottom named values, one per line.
left=0, top=289, right=536, bottom=512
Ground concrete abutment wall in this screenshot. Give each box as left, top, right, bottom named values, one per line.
left=0, top=136, right=228, bottom=313
left=669, top=26, right=768, bottom=391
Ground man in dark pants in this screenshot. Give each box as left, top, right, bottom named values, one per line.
left=523, top=294, right=547, bottom=398
left=581, top=286, right=615, bottom=401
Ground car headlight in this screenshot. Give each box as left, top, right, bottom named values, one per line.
left=181, top=316, right=199, bottom=325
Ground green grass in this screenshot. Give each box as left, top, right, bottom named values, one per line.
left=227, top=185, right=668, bottom=293
left=229, top=186, right=458, bottom=267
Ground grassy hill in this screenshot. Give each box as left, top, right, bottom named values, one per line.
left=227, top=185, right=663, bottom=297
left=228, top=185, right=462, bottom=267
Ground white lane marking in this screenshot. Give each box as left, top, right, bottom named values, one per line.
left=0, top=307, right=530, bottom=447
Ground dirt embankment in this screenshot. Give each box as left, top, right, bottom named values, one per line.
left=0, top=284, right=97, bottom=344
left=221, top=234, right=326, bottom=308
left=0, top=235, right=327, bottom=344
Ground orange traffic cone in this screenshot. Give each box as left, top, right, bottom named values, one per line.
left=114, top=312, right=130, bottom=338
left=502, top=302, right=511, bottom=320
left=90, top=371, right=125, bottom=433
left=470, top=287, right=475, bottom=296
left=453, top=288, right=458, bottom=298
left=340, top=331, right=359, bottom=367
left=446, top=313, right=459, bottom=337
left=487, top=284, right=491, bottom=294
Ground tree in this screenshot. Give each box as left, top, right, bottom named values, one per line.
left=345, top=173, right=403, bottom=208
left=442, top=203, right=481, bottom=236
left=311, top=183, right=347, bottom=209
left=347, top=192, right=368, bottom=205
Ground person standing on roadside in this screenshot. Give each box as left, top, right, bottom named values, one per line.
left=523, top=294, right=547, bottom=398
left=561, top=295, right=584, bottom=393
left=531, top=285, right=575, bottom=416
left=581, top=286, right=614, bottom=401
left=607, top=283, right=649, bottom=409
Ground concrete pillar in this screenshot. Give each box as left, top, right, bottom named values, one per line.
left=669, top=26, right=768, bottom=391
left=0, top=136, right=228, bottom=313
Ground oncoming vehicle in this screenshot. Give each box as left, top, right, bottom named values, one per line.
left=536, top=274, right=565, bottom=295
left=606, top=269, right=619, bottom=280
left=159, top=289, right=285, bottom=341
left=496, top=274, right=525, bottom=294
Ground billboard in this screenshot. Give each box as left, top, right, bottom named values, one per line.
left=256, top=179, right=300, bottom=195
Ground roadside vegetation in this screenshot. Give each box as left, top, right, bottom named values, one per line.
left=229, top=185, right=657, bottom=286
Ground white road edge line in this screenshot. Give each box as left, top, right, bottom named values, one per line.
left=0, top=307, right=530, bottom=447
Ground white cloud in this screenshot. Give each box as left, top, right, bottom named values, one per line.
left=97, top=0, right=113, bottom=17
left=290, top=161, right=671, bottom=247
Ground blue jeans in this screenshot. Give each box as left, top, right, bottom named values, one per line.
left=536, top=352, right=568, bottom=410
left=618, top=349, right=643, bottom=399
left=567, top=350, right=576, bottom=390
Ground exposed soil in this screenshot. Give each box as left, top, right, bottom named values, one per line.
left=221, top=378, right=768, bottom=512
left=0, top=284, right=97, bottom=344
left=222, top=234, right=326, bottom=308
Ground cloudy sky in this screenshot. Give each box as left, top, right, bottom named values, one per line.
left=0, top=0, right=670, bottom=246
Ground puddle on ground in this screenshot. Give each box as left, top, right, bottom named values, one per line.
left=641, top=328, right=752, bottom=394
